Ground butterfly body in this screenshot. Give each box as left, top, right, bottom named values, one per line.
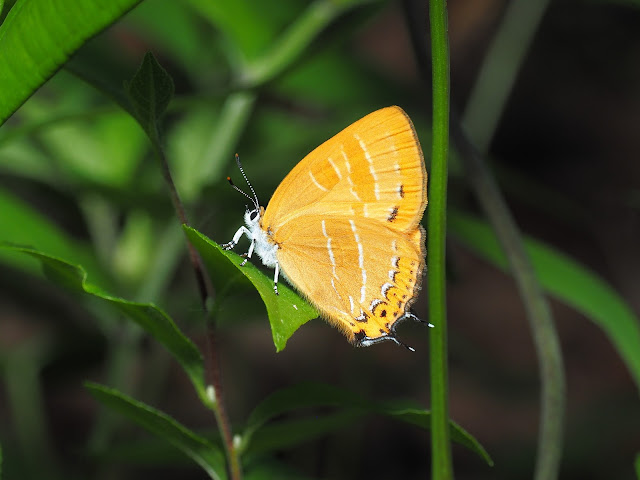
left=224, top=106, right=429, bottom=348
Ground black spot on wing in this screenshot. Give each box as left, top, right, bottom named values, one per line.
left=387, top=206, right=399, bottom=222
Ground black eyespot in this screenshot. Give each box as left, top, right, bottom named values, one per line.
left=249, top=210, right=258, bottom=221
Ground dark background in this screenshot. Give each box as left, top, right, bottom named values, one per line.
left=1, top=0, right=638, bottom=479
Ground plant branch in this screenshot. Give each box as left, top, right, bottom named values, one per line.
left=148, top=117, right=241, bottom=480
left=459, top=0, right=564, bottom=477
left=427, top=1, right=453, bottom=478
left=451, top=113, right=565, bottom=480
left=463, top=0, right=552, bottom=152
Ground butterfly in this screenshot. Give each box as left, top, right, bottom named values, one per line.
left=223, top=106, right=430, bottom=350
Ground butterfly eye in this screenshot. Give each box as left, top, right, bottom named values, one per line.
left=249, top=210, right=259, bottom=221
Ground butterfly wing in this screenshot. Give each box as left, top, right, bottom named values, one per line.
left=260, top=105, right=427, bottom=345
left=262, top=106, right=427, bottom=233
left=274, top=216, right=425, bottom=345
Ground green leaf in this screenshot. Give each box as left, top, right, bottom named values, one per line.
left=238, top=0, right=373, bottom=88
left=448, top=209, right=640, bottom=393
left=37, top=110, right=147, bottom=188
left=125, top=52, right=175, bottom=134
left=184, top=226, right=319, bottom=352
left=0, top=0, right=143, bottom=126
left=635, top=452, right=640, bottom=480
left=244, top=461, right=315, bottom=480
left=85, top=383, right=226, bottom=480
left=0, top=189, right=110, bottom=287
left=241, top=382, right=493, bottom=466
left=246, top=410, right=364, bottom=456
left=0, top=245, right=207, bottom=403
left=184, top=0, right=286, bottom=60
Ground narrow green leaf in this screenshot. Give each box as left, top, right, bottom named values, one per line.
left=448, top=210, right=640, bottom=393
left=381, top=406, right=492, bottom=466
left=245, top=461, right=315, bottom=480
left=184, top=226, right=319, bottom=352
left=243, top=382, right=370, bottom=442
left=245, top=410, right=364, bottom=456
left=0, top=245, right=207, bottom=402
left=241, top=382, right=493, bottom=465
left=184, top=0, right=283, bottom=60
left=635, top=452, right=640, bottom=480
left=85, top=383, right=226, bottom=480
left=0, top=0, right=143, bottom=126
left=239, top=0, right=374, bottom=88
left=125, top=52, right=174, bottom=133
left=0, top=189, right=110, bottom=288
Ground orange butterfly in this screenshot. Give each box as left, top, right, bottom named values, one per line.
left=223, top=106, right=430, bottom=349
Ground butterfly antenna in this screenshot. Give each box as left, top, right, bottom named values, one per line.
left=230, top=153, right=260, bottom=210
left=227, top=176, right=255, bottom=205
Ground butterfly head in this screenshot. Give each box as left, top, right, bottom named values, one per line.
left=243, top=205, right=265, bottom=230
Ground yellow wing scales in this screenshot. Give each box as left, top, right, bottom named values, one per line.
left=263, top=106, right=427, bottom=232
left=256, top=106, right=428, bottom=346
left=274, top=217, right=425, bottom=344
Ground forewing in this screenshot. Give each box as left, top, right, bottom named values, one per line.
left=275, top=215, right=425, bottom=345
left=263, top=106, right=427, bottom=233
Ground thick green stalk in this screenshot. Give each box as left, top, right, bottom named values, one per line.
left=428, top=0, right=452, bottom=478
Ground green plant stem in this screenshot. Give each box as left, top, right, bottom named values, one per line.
left=459, top=1, right=564, bottom=478
left=4, top=335, right=58, bottom=480
left=148, top=132, right=242, bottom=479
left=149, top=140, right=209, bottom=307
left=197, top=91, right=256, bottom=197
left=463, top=0, right=552, bottom=153
left=428, top=1, right=453, bottom=478
left=452, top=115, right=565, bottom=480
left=205, top=328, right=241, bottom=480
left=238, top=0, right=371, bottom=88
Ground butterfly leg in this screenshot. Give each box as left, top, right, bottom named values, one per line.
left=222, top=226, right=257, bottom=267
left=273, top=262, right=280, bottom=295
left=222, top=226, right=251, bottom=251
left=240, top=238, right=256, bottom=266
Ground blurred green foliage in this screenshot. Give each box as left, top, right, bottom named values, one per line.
left=0, top=0, right=639, bottom=479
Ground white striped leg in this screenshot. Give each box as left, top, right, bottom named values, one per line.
left=240, top=237, right=256, bottom=266
left=222, top=226, right=250, bottom=251
left=273, top=261, right=280, bottom=295
left=223, top=226, right=256, bottom=267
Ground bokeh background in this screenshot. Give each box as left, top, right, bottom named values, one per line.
left=1, top=0, right=639, bottom=479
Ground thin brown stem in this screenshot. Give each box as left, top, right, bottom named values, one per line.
left=205, top=327, right=241, bottom=480
left=152, top=139, right=242, bottom=479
